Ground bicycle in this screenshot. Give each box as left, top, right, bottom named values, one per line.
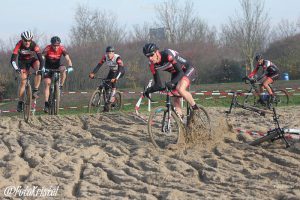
left=243, top=76, right=289, bottom=108
left=249, top=107, right=290, bottom=148
left=16, top=72, right=36, bottom=123
left=88, top=78, right=122, bottom=113
left=146, top=86, right=211, bottom=150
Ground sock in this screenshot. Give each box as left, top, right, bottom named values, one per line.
left=191, top=104, right=199, bottom=110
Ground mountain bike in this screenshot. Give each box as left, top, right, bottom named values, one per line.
left=88, top=78, right=122, bottom=113
left=243, top=76, right=289, bottom=108
left=249, top=107, right=290, bottom=148
left=146, top=86, right=211, bottom=150
left=45, top=68, right=73, bottom=115
left=15, top=72, right=37, bottom=123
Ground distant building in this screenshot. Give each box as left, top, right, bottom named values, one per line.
left=149, top=28, right=166, bottom=41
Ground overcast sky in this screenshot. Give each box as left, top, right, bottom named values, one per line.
left=0, top=0, right=299, bottom=43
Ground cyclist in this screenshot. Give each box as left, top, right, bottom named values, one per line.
left=89, top=46, right=125, bottom=111
left=247, top=54, right=280, bottom=103
left=10, top=30, right=44, bottom=112
left=142, top=43, right=198, bottom=119
left=42, top=36, right=73, bottom=113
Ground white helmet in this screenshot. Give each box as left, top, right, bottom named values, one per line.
left=21, top=30, right=33, bottom=41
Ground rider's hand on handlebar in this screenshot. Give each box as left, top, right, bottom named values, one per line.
left=242, top=76, right=248, bottom=81
left=111, top=78, right=117, bottom=83
left=89, top=72, right=95, bottom=79
left=15, top=68, right=21, bottom=74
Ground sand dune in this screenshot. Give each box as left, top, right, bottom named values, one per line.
left=0, top=107, right=300, bottom=199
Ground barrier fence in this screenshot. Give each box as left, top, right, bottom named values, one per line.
left=1, top=87, right=300, bottom=114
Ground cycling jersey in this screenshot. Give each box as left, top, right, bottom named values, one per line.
left=43, top=44, right=68, bottom=68
left=249, top=60, right=280, bottom=79
left=10, top=40, right=44, bottom=69
left=92, top=53, right=125, bottom=79
left=148, top=49, right=196, bottom=92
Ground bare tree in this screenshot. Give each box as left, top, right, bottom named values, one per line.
left=221, top=0, right=269, bottom=72
left=70, top=4, right=126, bottom=46
left=155, top=0, right=213, bottom=43
left=271, top=19, right=299, bottom=41
left=130, top=23, right=151, bottom=42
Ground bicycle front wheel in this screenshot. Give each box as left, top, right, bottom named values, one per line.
left=274, top=89, right=289, bottom=106
left=243, top=91, right=257, bottom=106
left=23, top=84, right=32, bottom=123
left=54, top=82, right=60, bottom=115
left=148, top=106, right=184, bottom=149
left=249, top=129, right=279, bottom=146
left=88, top=90, right=104, bottom=113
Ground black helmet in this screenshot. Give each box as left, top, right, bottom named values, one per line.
left=51, top=36, right=61, bottom=45
left=143, top=43, right=158, bottom=57
left=255, top=53, right=263, bottom=61
left=106, top=46, right=115, bottom=52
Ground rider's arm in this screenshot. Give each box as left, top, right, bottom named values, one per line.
left=65, top=54, right=72, bottom=67
left=62, top=46, right=72, bottom=67
left=91, top=55, right=105, bottom=74
left=34, top=44, right=44, bottom=69
left=10, top=41, right=21, bottom=70
left=116, top=57, right=125, bottom=80
left=147, top=63, right=164, bottom=93
left=248, top=65, right=259, bottom=78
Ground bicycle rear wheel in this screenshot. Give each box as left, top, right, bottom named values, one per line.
left=274, top=89, right=289, bottom=106
left=88, top=89, right=104, bottom=113
left=249, top=129, right=279, bottom=146
left=111, top=91, right=122, bottom=111
left=148, top=106, right=184, bottom=149
left=23, top=84, right=32, bottom=123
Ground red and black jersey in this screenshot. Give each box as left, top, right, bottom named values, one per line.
left=10, top=40, right=44, bottom=69
left=249, top=60, right=279, bottom=78
left=12, top=40, right=41, bottom=61
left=43, top=44, right=68, bottom=66
left=148, top=49, right=194, bottom=92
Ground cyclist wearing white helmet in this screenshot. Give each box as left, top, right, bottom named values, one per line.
left=10, top=30, right=44, bottom=112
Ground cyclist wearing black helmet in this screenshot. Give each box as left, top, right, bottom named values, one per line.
left=247, top=53, right=280, bottom=103
left=42, top=36, right=73, bottom=113
left=143, top=43, right=198, bottom=118
left=10, top=30, right=44, bottom=112
left=89, top=46, right=125, bottom=111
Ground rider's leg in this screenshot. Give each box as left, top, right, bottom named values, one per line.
left=17, top=70, right=28, bottom=112
left=43, top=78, right=51, bottom=112
left=59, top=65, right=67, bottom=87
left=176, top=76, right=199, bottom=110
left=262, top=77, right=274, bottom=96
left=32, top=60, right=41, bottom=97
left=173, top=97, right=183, bottom=118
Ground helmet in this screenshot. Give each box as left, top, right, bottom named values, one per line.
left=51, top=36, right=61, bottom=45
left=255, top=53, right=263, bottom=61
left=143, top=43, right=158, bottom=57
left=21, top=30, right=33, bottom=41
left=106, top=46, right=115, bottom=52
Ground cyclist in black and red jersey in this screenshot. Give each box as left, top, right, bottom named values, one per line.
left=142, top=43, right=198, bottom=119
left=89, top=46, right=125, bottom=111
left=10, top=30, right=44, bottom=112
left=42, top=36, right=73, bottom=113
left=247, top=54, right=280, bottom=103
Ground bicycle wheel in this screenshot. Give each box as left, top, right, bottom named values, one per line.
left=273, top=89, right=289, bottom=106
left=23, top=84, right=32, bottom=123
left=187, top=105, right=212, bottom=135
left=88, top=89, right=104, bottom=113
left=111, top=91, right=122, bottom=111
left=249, top=129, right=279, bottom=146
left=53, top=82, right=60, bottom=115
left=148, top=106, right=184, bottom=149
left=243, top=91, right=257, bottom=106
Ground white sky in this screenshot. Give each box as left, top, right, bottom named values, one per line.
left=0, top=0, right=299, bottom=43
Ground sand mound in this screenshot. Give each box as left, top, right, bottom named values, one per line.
left=0, top=107, right=300, bottom=199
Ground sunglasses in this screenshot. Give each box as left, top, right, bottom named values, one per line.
left=146, top=53, right=155, bottom=58
left=23, top=39, right=32, bottom=42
